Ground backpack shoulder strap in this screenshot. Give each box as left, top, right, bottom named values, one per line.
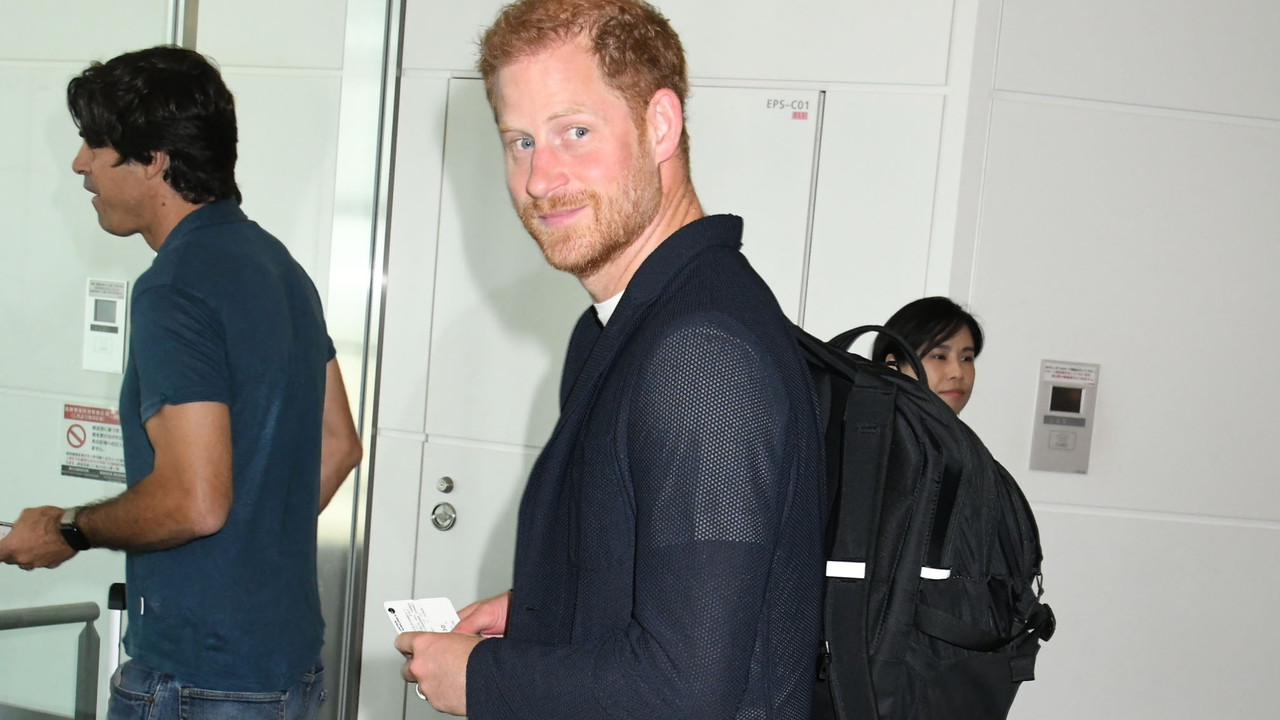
left=823, top=383, right=897, bottom=720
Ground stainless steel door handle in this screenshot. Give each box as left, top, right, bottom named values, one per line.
left=431, top=502, right=456, bottom=531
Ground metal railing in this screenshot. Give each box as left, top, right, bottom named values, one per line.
left=0, top=602, right=100, bottom=720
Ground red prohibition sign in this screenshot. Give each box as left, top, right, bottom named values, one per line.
left=67, top=424, right=87, bottom=449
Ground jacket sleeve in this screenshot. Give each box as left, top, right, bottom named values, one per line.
left=467, top=313, right=791, bottom=720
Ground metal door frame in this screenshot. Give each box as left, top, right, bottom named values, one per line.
left=319, top=1, right=405, bottom=719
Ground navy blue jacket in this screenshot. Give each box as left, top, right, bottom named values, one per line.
left=467, top=215, right=825, bottom=720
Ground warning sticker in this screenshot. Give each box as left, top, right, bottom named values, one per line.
left=1042, top=361, right=1100, bottom=388
left=88, top=280, right=127, bottom=301
left=61, top=404, right=126, bottom=483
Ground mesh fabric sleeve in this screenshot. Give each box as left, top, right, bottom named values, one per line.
left=130, top=284, right=231, bottom=423
left=467, top=314, right=790, bottom=719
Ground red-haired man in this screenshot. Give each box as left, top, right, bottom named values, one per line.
left=395, top=3, right=825, bottom=718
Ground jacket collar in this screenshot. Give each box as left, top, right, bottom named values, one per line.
left=557, top=214, right=743, bottom=411
left=609, top=214, right=743, bottom=325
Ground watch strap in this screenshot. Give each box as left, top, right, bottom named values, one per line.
left=59, top=507, right=91, bottom=552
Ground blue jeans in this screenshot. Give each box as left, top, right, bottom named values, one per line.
left=107, top=660, right=326, bottom=720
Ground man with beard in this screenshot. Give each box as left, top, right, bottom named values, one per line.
left=395, top=1, right=825, bottom=718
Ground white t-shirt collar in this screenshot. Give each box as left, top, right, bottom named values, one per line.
left=593, top=291, right=624, bottom=326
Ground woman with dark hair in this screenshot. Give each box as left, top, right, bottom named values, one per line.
left=872, top=297, right=984, bottom=414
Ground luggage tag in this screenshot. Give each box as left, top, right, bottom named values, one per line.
left=384, top=597, right=460, bottom=701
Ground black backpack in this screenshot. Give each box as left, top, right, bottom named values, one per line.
left=793, top=325, right=1055, bottom=720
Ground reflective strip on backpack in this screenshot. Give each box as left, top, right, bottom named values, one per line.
left=825, top=561, right=866, bottom=579
left=826, top=561, right=952, bottom=580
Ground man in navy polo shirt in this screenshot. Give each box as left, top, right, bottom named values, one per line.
left=0, top=47, right=363, bottom=720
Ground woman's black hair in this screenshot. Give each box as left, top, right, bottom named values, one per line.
left=67, top=46, right=240, bottom=205
left=872, top=296, right=984, bottom=363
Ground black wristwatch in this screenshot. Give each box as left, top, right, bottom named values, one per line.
left=60, top=507, right=91, bottom=552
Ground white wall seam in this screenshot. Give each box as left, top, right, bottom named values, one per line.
left=919, top=96, right=947, bottom=297
left=991, top=88, right=1280, bottom=130
left=685, top=79, right=953, bottom=95
left=424, top=433, right=545, bottom=455
left=412, top=80, right=454, bottom=435
left=206, top=65, right=346, bottom=77
left=965, top=0, right=1011, bottom=307
left=0, top=59, right=97, bottom=70
left=378, top=428, right=427, bottom=443
left=0, top=387, right=120, bottom=407
left=940, top=0, right=960, bottom=87
left=401, top=66, right=962, bottom=96
left=793, top=90, right=826, bottom=328
left=1034, top=504, right=1280, bottom=532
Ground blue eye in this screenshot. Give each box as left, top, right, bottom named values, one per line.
left=516, top=138, right=534, bottom=151
left=570, top=127, right=588, bottom=139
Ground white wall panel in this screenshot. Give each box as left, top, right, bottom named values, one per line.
left=224, top=72, right=343, bottom=303
left=378, top=77, right=450, bottom=434
left=414, top=441, right=533, bottom=605
left=401, top=0, right=496, bottom=72
left=402, top=0, right=954, bottom=85
left=0, top=67, right=155, bottom=400
left=401, top=441, right=535, bottom=720
left=688, top=86, right=819, bottom=320
left=199, top=0, right=349, bottom=70
left=668, top=0, right=953, bottom=86
left=1010, top=510, right=1280, bottom=720
left=0, top=0, right=169, bottom=62
left=356, top=434, right=424, bottom=720
left=996, top=0, right=1280, bottom=120
left=423, top=79, right=587, bottom=448
left=966, top=99, right=1280, bottom=521
left=803, top=92, right=944, bottom=345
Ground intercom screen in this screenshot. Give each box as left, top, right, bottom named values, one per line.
left=94, top=298, right=117, bottom=324
left=1049, top=386, right=1083, bottom=414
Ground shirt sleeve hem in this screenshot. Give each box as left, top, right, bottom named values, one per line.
left=139, top=388, right=232, bottom=424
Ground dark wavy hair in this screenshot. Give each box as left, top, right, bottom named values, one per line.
left=872, top=297, right=985, bottom=363
left=67, top=46, right=240, bottom=204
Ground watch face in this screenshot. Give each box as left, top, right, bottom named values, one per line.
left=60, top=524, right=90, bottom=552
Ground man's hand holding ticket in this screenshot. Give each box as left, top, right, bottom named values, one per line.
left=391, top=595, right=484, bottom=716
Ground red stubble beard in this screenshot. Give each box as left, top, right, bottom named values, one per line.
left=517, top=146, right=663, bottom=280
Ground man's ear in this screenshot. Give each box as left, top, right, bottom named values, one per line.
left=141, top=151, right=170, bottom=182
left=645, top=88, right=684, bottom=165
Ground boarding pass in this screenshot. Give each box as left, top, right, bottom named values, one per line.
left=383, top=597, right=459, bottom=634
left=0, top=522, right=11, bottom=541
left=385, top=597, right=459, bottom=701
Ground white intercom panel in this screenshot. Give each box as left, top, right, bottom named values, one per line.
left=83, top=279, right=128, bottom=374
left=1030, top=360, right=1100, bottom=474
